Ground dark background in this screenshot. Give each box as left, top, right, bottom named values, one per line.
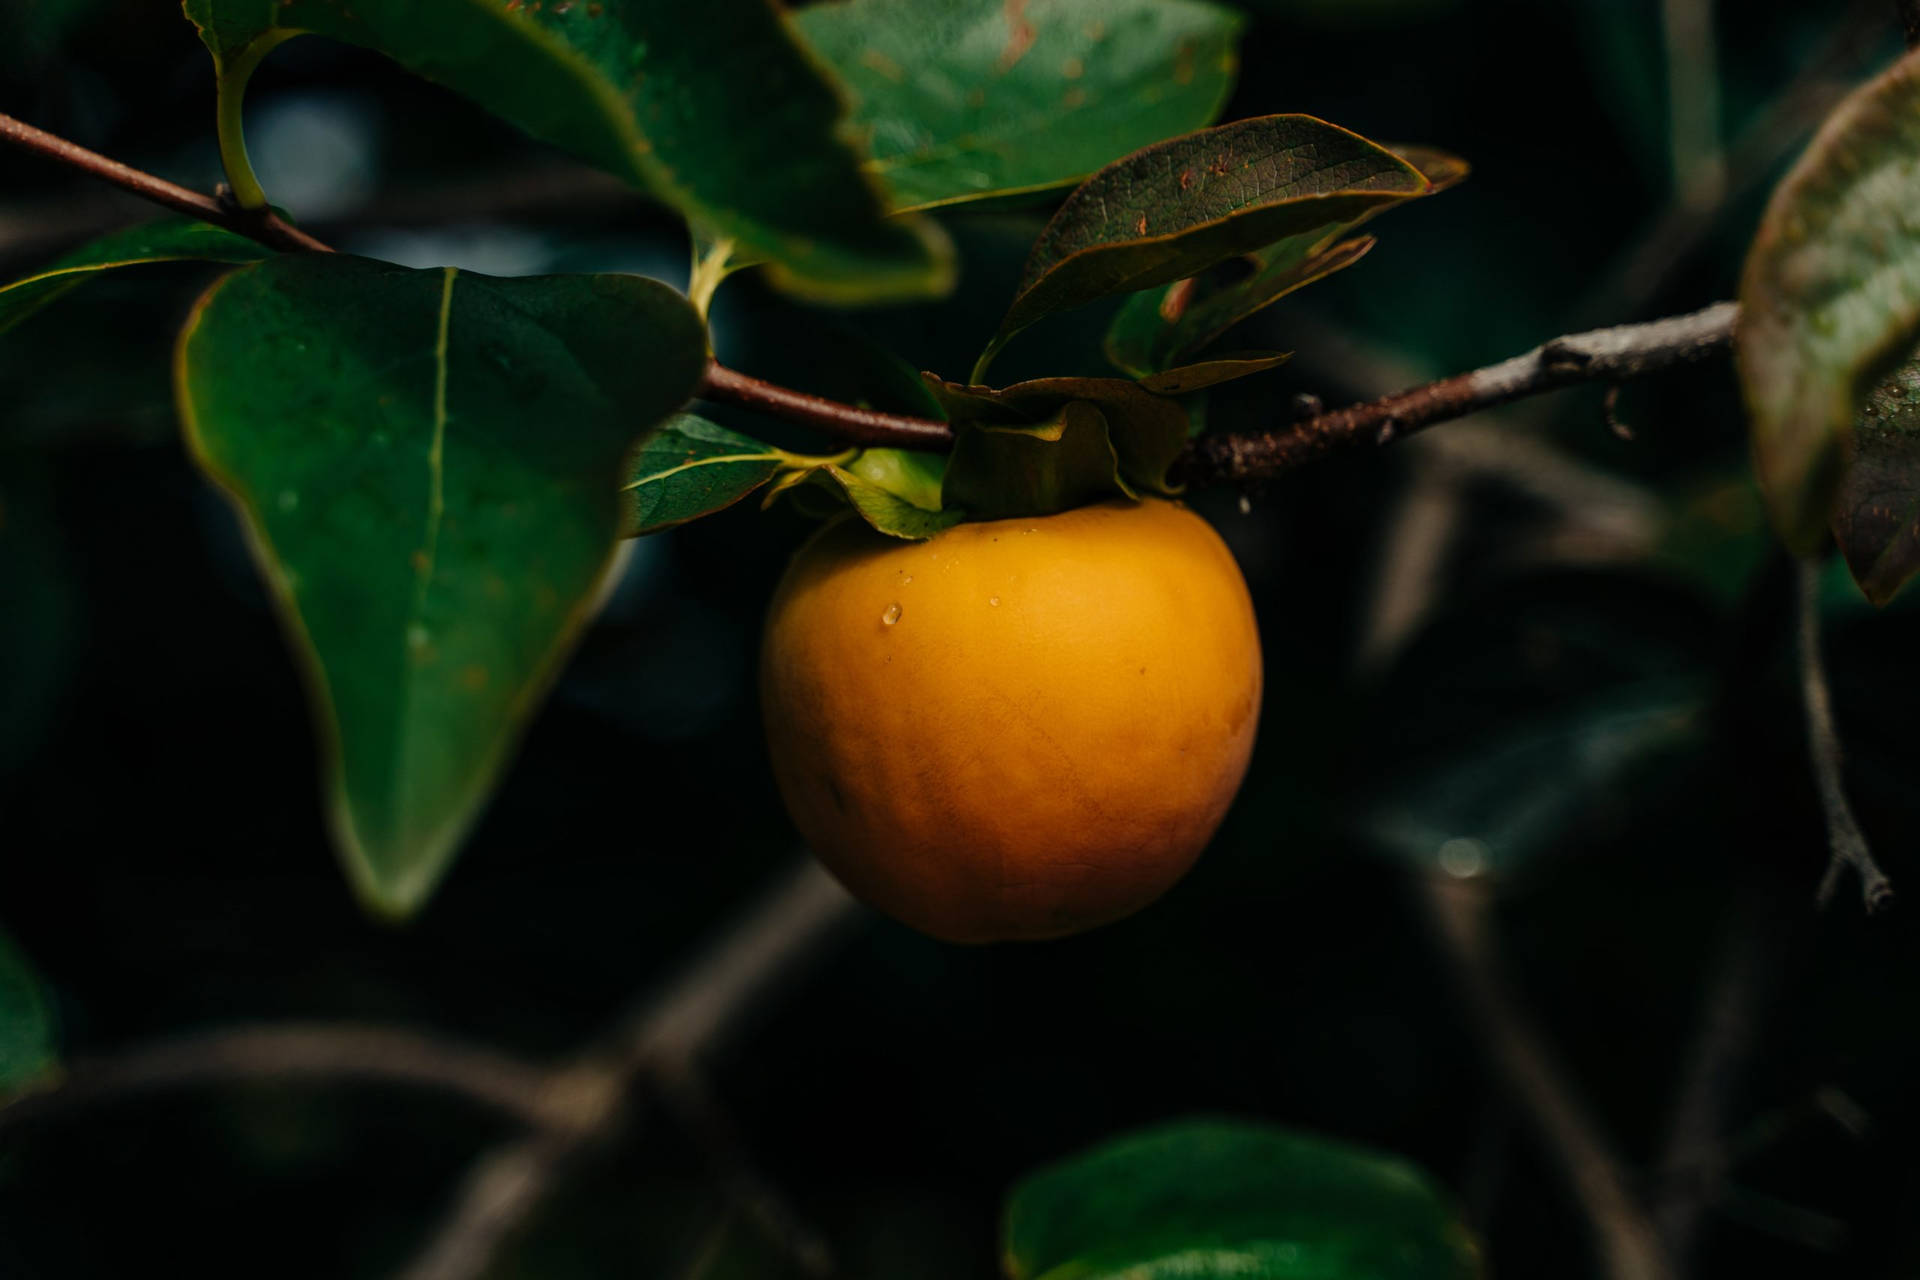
left=5, top=0, right=1920, bottom=1275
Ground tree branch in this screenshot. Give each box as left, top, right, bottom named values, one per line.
left=1795, top=559, right=1896, bottom=912
left=1421, top=875, right=1677, bottom=1280
left=1181, top=302, right=1739, bottom=484
left=3, top=108, right=1743, bottom=486
left=398, top=857, right=860, bottom=1280
left=697, top=361, right=952, bottom=450
left=0, top=110, right=331, bottom=254
left=0, top=1023, right=555, bottom=1132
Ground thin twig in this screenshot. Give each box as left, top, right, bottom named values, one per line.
left=0, top=1024, right=555, bottom=1132
left=0, top=110, right=331, bottom=254
left=1662, top=0, right=1725, bottom=207
left=697, top=361, right=953, bottom=450
left=1795, top=558, right=1896, bottom=911
left=1652, top=890, right=1771, bottom=1265
left=398, top=858, right=860, bottom=1280
left=1180, top=303, right=1738, bottom=484
left=1421, top=875, right=1677, bottom=1280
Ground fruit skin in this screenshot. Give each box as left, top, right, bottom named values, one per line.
left=760, top=498, right=1262, bottom=943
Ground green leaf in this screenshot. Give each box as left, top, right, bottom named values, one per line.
left=793, top=0, right=1243, bottom=213
left=1135, top=351, right=1289, bottom=395
left=176, top=254, right=708, bottom=916
left=1834, top=353, right=1920, bottom=605
left=623, top=414, right=822, bottom=537
left=1106, top=234, right=1376, bottom=376
left=1362, top=685, right=1708, bottom=878
left=181, top=0, right=950, bottom=302
left=977, top=114, right=1432, bottom=378
left=944, top=402, right=1125, bottom=520
left=0, top=928, right=56, bottom=1094
left=926, top=373, right=1189, bottom=494
left=1003, top=1118, right=1482, bottom=1280
left=0, top=218, right=268, bottom=334
left=815, top=464, right=965, bottom=538
left=1737, top=46, right=1920, bottom=552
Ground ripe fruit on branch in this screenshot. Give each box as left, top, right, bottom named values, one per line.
left=760, top=498, right=1262, bottom=943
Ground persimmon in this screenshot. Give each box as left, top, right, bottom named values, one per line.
left=760, top=498, right=1262, bottom=943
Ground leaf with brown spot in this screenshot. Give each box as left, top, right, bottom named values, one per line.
left=977, top=114, right=1432, bottom=380
left=794, top=0, right=1242, bottom=214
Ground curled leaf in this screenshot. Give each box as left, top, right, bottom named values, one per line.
left=978, top=113, right=1430, bottom=378
left=1737, top=46, right=1920, bottom=550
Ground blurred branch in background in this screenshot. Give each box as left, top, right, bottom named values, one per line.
left=1661, top=0, right=1724, bottom=209
left=1795, top=560, right=1896, bottom=913
left=1577, top=0, right=1887, bottom=325
left=1421, top=876, right=1677, bottom=1280
left=0, top=858, right=863, bottom=1280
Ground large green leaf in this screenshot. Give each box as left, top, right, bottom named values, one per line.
left=176, top=254, right=708, bottom=915
left=0, top=928, right=56, bottom=1094
left=623, top=414, right=831, bottom=537
left=976, top=114, right=1431, bottom=378
left=0, top=219, right=268, bottom=334
left=1737, top=46, right=1920, bottom=551
left=181, top=0, right=950, bottom=302
left=1003, top=1118, right=1482, bottom=1280
left=1835, top=353, right=1920, bottom=605
left=792, top=0, right=1242, bottom=213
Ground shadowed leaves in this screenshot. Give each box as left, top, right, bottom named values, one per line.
left=0, top=219, right=267, bottom=333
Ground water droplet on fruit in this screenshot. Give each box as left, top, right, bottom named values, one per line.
left=881, top=603, right=902, bottom=626
left=989, top=596, right=1000, bottom=606
left=901, top=575, right=913, bottom=584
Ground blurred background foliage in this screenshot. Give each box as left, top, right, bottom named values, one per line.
left=4, top=0, right=1920, bottom=1275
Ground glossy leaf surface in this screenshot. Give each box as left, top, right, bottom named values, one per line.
left=177, top=255, right=707, bottom=914
left=0, top=218, right=267, bottom=333
left=794, top=0, right=1242, bottom=212
left=624, top=414, right=816, bottom=537
left=182, top=0, right=949, bottom=301
left=1004, top=1118, right=1482, bottom=1280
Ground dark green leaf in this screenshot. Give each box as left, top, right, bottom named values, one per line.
left=1105, top=233, right=1374, bottom=376
left=978, top=114, right=1430, bottom=378
left=1135, top=351, right=1288, bottom=395
left=0, top=928, right=56, bottom=1093
left=1363, top=685, right=1708, bottom=878
left=1737, top=46, right=1920, bottom=551
left=927, top=373, right=1189, bottom=493
left=182, top=0, right=949, bottom=302
left=0, top=219, right=268, bottom=334
left=176, top=255, right=708, bottom=915
left=943, top=402, right=1124, bottom=519
left=793, top=0, right=1242, bottom=213
left=1835, top=353, right=1920, bottom=605
left=624, top=414, right=814, bottom=537
left=1004, top=1118, right=1482, bottom=1280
